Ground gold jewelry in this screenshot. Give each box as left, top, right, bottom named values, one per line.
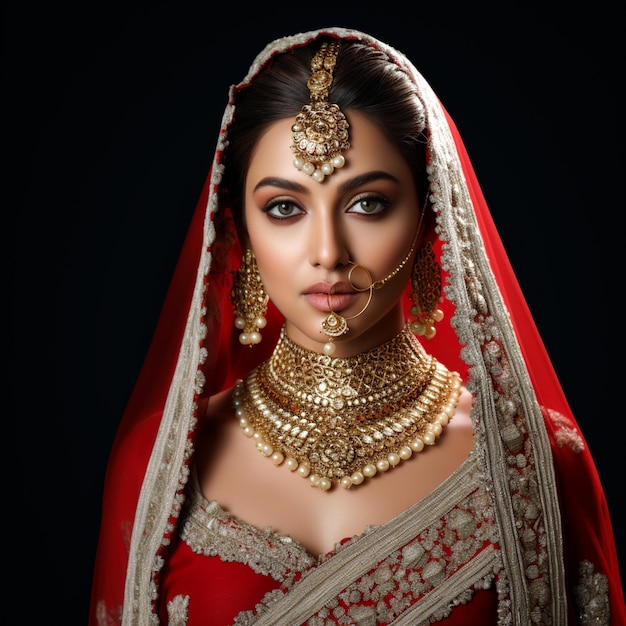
left=291, top=41, right=350, bottom=183
left=234, top=324, right=462, bottom=491
left=321, top=264, right=373, bottom=356
left=319, top=230, right=419, bottom=355
left=410, top=241, right=444, bottom=339
left=231, top=249, right=269, bottom=345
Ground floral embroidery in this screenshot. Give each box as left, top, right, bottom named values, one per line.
left=574, top=560, right=610, bottom=626
left=181, top=456, right=501, bottom=624
left=180, top=485, right=316, bottom=583
left=545, top=407, right=585, bottom=453
left=95, top=600, right=122, bottom=626
left=166, top=595, right=190, bottom=626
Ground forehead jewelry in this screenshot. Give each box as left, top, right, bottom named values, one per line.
left=291, top=41, right=350, bottom=183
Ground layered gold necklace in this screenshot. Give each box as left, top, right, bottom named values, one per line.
left=233, top=324, right=462, bottom=491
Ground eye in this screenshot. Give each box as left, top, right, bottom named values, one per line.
left=347, top=195, right=390, bottom=216
left=263, top=200, right=304, bottom=220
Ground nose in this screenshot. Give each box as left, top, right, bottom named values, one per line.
left=308, top=212, right=351, bottom=270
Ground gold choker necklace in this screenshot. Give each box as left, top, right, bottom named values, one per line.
left=233, top=325, right=462, bottom=491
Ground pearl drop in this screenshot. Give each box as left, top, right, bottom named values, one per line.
left=350, top=471, right=364, bottom=485
left=238, top=416, right=248, bottom=427
left=323, top=342, right=336, bottom=356
left=422, top=431, right=435, bottom=445
left=388, top=453, right=401, bottom=467
left=363, top=464, right=377, bottom=477
left=302, top=162, right=315, bottom=175
left=285, top=457, right=299, bottom=471
left=309, top=474, right=320, bottom=487
left=425, top=327, right=436, bottom=339
left=411, top=322, right=425, bottom=335
left=430, top=422, right=443, bottom=436
left=234, top=317, right=246, bottom=329
left=253, top=432, right=262, bottom=442
left=438, top=412, right=450, bottom=426
left=260, top=443, right=273, bottom=456
left=239, top=333, right=250, bottom=345
left=410, top=438, right=425, bottom=452
left=297, top=464, right=311, bottom=478
left=331, top=155, right=345, bottom=168
left=312, top=169, right=325, bottom=183
left=321, top=162, right=334, bottom=175
left=256, top=316, right=267, bottom=329
left=271, top=452, right=284, bottom=465
left=319, top=477, right=332, bottom=491
left=376, top=459, right=390, bottom=472
left=293, top=156, right=304, bottom=170
left=249, top=332, right=261, bottom=344
left=434, top=309, right=445, bottom=322
left=242, top=426, right=254, bottom=438
left=399, top=446, right=413, bottom=460
left=340, top=476, right=352, bottom=489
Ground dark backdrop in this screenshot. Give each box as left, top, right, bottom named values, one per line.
left=6, top=4, right=620, bottom=622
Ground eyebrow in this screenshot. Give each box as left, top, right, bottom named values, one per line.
left=252, top=171, right=401, bottom=193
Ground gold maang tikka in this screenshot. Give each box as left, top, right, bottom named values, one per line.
left=291, top=41, right=350, bottom=183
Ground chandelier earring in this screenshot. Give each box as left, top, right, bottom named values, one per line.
left=231, top=249, right=269, bottom=346
left=409, top=241, right=444, bottom=339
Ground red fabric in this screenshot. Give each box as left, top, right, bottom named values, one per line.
left=158, top=537, right=282, bottom=624
left=543, top=406, right=626, bottom=624
left=158, top=536, right=500, bottom=625
left=445, top=109, right=570, bottom=415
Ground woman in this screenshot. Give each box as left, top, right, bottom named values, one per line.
left=89, top=28, right=625, bottom=625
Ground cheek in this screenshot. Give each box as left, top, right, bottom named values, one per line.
left=249, top=234, right=298, bottom=291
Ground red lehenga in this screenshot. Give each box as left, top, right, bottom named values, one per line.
left=89, top=28, right=625, bottom=625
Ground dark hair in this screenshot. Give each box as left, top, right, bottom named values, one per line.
left=222, top=37, right=429, bottom=229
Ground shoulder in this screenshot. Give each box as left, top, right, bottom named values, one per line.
left=448, top=386, right=474, bottom=433
left=203, top=386, right=236, bottom=422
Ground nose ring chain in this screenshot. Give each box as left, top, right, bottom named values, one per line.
left=321, top=263, right=373, bottom=355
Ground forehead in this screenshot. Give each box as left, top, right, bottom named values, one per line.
left=245, top=110, right=414, bottom=189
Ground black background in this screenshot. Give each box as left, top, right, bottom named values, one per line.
left=6, top=3, right=620, bottom=622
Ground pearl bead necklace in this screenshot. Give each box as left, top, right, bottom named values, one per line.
left=234, top=325, right=462, bottom=491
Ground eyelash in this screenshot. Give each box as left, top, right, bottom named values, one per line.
left=261, top=194, right=392, bottom=221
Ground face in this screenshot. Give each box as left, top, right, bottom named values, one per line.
left=244, top=110, right=423, bottom=356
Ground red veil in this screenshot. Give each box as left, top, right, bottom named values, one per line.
left=89, top=28, right=625, bottom=625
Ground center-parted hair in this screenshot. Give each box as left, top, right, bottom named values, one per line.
left=222, top=37, right=430, bottom=231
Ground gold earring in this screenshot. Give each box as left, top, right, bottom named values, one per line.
left=231, top=249, right=268, bottom=345
left=410, top=241, right=444, bottom=339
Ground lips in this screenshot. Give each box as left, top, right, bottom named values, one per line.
left=302, top=282, right=359, bottom=313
